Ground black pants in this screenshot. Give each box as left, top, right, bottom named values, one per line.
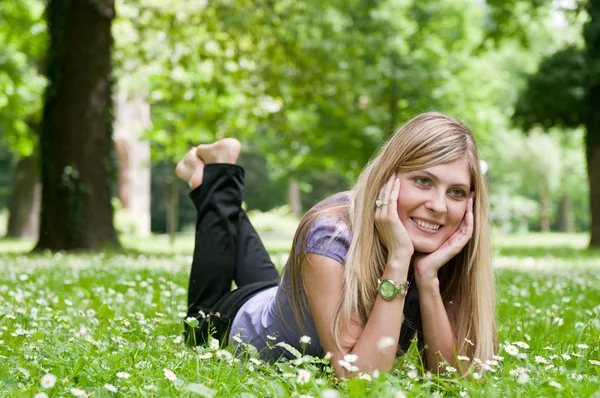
left=184, top=164, right=279, bottom=346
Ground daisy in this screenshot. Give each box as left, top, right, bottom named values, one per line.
left=296, top=369, right=311, bottom=385
left=116, top=372, right=130, bottom=379
left=561, top=353, right=571, bottom=360
left=216, top=350, right=232, bottom=361
left=344, top=354, right=358, bottom=363
left=407, top=369, right=418, bottom=379
left=104, top=384, right=118, bottom=392
left=41, top=374, right=57, bottom=389
left=548, top=381, right=562, bottom=389
left=34, top=393, right=48, bottom=398
left=70, top=388, right=87, bottom=397
left=300, top=335, right=312, bottom=345
left=504, top=345, right=519, bottom=356
left=577, top=344, right=589, bottom=349
left=517, top=373, right=529, bottom=385
left=445, top=366, right=457, bottom=373
left=232, top=333, right=243, bottom=344
left=209, top=338, right=220, bottom=350
left=250, top=358, right=261, bottom=365
left=514, top=341, right=529, bottom=349
left=198, top=352, right=213, bottom=359
left=163, top=368, right=177, bottom=381
left=321, top=389, right=339, bottom=398
left=457, top=355, right=470, bottom=361
left=377, top=336, right=395, bottom=351
left=534, top=356, right=548, bottom=364
left=589, top=360, right=600, bottom=366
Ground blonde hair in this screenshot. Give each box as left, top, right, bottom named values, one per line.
left=286, top=112, right=497, bottom=362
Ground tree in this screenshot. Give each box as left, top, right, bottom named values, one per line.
left=35, top=0, right=118, bottom=250
left=513, top=0, right=600, bottom=248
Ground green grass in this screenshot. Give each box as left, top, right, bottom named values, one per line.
left=0, top=232, right=599, bottom=397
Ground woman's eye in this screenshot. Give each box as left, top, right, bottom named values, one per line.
left=415, top=177, right=431, bottom=186
left=449, top=188, right=466, bottom=197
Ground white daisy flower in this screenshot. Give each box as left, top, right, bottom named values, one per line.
left=70, top=388, right=88, bottom=397
left=517, top=373, right=529, bottom=385
left=41, top=374, right=57, bottom=389
left=104, top=383, right=118, bottom=392
left=296, top=369, right=311, bottom=385
left=116, top=372, right=130, bottom=379
left=163, top=368, right=177, bottom=381
left=548, top=381, right=562, bottom=389
left=300, top=335, right=312, bottom=345
left=209, top=338, right=220, bottom=350
left=504, top=345, right=519, bottom=356
left=377, top=336, right=395, bottom=352
left=344, top=354, right=358, bottom=363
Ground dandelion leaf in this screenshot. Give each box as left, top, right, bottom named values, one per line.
left=275, top=342, right=302, bottom=358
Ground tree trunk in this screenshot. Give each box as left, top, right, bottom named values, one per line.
left=288, top=176, right=301, bottom=218
left=587, top=139, right=600, bottom=247
left=35, top=0, right=118, bottom=251
left=556, top=195, right=574, bottom=233
left=585, top=0, right=600, bottom=248
left=539, top=186, right=550, bottom=232
left=6, top=155, right=41, bottom=239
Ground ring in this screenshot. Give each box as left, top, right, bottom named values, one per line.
left=375, top=199, right=388, bottom=208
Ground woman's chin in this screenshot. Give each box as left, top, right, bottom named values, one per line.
left=412, top=240, right=442, bottom=254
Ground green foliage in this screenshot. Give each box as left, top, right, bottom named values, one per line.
left=0, top=0, right=47, bottom=155
left=513, top=46, right=587, bottom=130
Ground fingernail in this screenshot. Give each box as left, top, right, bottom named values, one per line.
left=395, top=178, right=400, bottom=184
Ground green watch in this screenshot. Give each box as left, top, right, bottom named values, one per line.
left=377, top=278, right=409, bottom=301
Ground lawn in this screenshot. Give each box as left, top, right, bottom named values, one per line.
left=0, top=231, right=599, bottom=397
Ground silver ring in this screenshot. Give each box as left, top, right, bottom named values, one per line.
left=375, top=199, right=388, bottom=208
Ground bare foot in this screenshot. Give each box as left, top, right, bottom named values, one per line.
left=196, top=138, right=242, bottom=164
left=176, top=147, right=205, bottom=190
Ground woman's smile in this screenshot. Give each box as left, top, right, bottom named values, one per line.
left=397, top=159, right=471, bottom=253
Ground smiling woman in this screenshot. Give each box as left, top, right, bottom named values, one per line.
left=178, top=112, right=497, bottom=379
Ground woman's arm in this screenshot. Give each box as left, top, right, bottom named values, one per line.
left=303, top=253, right=411, bottom=378
left=415, top=275, right=457, bottom=372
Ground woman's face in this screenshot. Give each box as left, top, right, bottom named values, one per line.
left=396, top=159, right=472, bottom=253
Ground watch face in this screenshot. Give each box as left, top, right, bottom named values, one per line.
left=380, top=280, right=397, bottom=300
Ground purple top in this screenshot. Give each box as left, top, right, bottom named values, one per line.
left=230, top=198, right=351, bottom=360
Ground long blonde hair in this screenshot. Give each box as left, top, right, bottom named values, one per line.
left=286, top=112, right=497, bottom=362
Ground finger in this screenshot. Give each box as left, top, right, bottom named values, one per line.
left=387, top=176, right=401, bottom=215
left=375, top=183, right=387, bottom=217
left=381, top=173, right=396, bottom=215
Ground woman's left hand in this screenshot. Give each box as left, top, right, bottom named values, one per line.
left=413, top=194, right=475, bottom=282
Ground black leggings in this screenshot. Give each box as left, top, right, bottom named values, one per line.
left=184, top=164, right=279, bottom=346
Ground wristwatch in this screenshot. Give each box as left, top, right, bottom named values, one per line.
left=377, top=278, right=409, bottom=301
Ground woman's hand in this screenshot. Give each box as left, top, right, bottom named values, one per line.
left=374, top=174, right=414, bottom=265
left=414, top=194, right=475, bottom=282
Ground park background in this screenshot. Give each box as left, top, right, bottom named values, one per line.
left=1, top=0, right=600, bottom=397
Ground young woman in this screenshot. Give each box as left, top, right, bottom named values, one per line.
left=178, top=112, right=497, bottom=378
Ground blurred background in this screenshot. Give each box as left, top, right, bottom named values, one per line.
left=0, top=0, right=597, bottom=252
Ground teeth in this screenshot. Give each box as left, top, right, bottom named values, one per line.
left=413, top=218, right=440, bottom=231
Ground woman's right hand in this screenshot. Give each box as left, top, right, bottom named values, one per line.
left=374, top=173, right=414, bottom=265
